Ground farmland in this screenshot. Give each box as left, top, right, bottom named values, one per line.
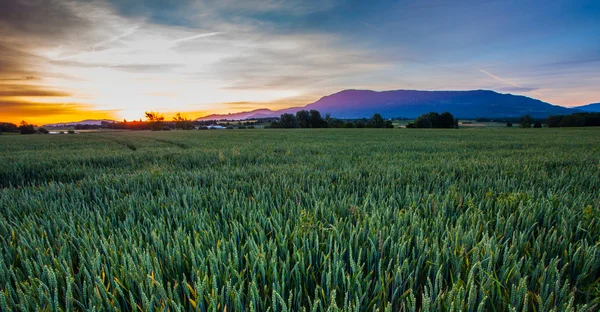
left=1, top=128, right=599, bottom=311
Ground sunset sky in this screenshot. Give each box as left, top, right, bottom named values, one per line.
left=1, top=0, right=599, bottom=124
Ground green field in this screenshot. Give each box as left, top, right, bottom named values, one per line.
left=1, top=129, right=599, bottom=311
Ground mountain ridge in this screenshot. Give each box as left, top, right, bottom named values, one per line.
left=195, top=89, right=579, bottom=120
left=573, top=103, right=600, bottom=112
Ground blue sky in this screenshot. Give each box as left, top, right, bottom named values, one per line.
left=0, top=0, right=598, bottom=123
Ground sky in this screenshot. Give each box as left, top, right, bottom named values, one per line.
left=1, top=0, right=599, bottom=124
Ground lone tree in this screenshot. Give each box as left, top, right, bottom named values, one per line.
left=368, top=113, right=386, bottom=128
left=145, top=111, right=165, bottom=131
left=18, top=121, right=36, bottom=134
left=519, top=115, right=533, bottom=128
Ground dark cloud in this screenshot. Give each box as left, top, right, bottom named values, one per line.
left=0, top=0, right=87, bottom=38
left=0, top=101, right=88, bottom=113
left=0, top=84, right=71, bottom=97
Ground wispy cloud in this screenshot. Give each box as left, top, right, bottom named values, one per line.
left=358, top=21, right=384, bottom=32
left=172, top=32, right=222, bottom=44
left=92, top=25, right=140, bottom=51
left=479, top=69, right=520, bottom=88
left=479, top=69, right=542, bottom=96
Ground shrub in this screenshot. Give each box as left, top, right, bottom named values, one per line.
left=37, top=127, right=49, bottom=134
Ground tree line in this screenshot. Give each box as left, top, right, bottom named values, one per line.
left=269, top=110, right=394, bottom=128
left=546, top=112, right=600, bottom=127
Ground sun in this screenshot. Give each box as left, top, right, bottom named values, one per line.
left=119, top=108, right=148, bottom=122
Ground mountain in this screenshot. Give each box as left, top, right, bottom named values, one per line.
left=196, top=89, right=578, bottom=120
left=195, top=109, right=278, bottom=121
left=44, top=119, right=115, bottom=127
left=573, top=103, right=600, bottom=112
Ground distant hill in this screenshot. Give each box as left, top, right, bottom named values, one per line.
left=573, top=103, right=600, bottom=112
left=44, top=119, right=115, bottom=127
left=196, top=109, right=280, bottom=121
left=196, top=89, right=579, bottom=120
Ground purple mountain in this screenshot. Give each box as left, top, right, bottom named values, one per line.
left=196, top=89, right=578, bottom=120
left=573, top=103, right=600, bottom=112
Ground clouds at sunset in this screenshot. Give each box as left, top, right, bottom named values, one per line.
left=1, top=0, right=599, bottom=124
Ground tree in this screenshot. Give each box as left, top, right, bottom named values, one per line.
left=439, top=112, right=455, bottom=128
left=173, top=113, right=194, bottom=130
left=145, top=111, right=165, bottom=131
left=412, top=112, right=457, bottom=128
left=506, top=122, right=513, bottom=127
left=368, top=113, right=386, bottom=128
left=385, top=120, right=394, bottom=128
left=0, top=122, right=18, bottom=133
left=278, top=113, right=299, bottom=128
left=18, top=121, right=36, bottom=134
left=533, top=121, right=542, bottom=128
left=296, top=110, right=310, bottom=128
left=37, top=127, right=49, bottom=134
left=415, top=115, right=433, bottom=128
left=415, top=112, right=439, bottom=128
left=519, top=115, right=533, bottom=128
left=309, top=110, right=326, bottom=128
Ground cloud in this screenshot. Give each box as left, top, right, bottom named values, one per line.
left=479, top=69, right=520, bottom=88
left=172, top=32, right=222, bottom=44
left=496, top=86, right=540, bottom=93
left=358, top=21, right=384, bottom=32
left=479, top=69, right=543, bottom=96
left=0, top=100, right=117, bottom=124
left=0, top=85, right=71, bottom=97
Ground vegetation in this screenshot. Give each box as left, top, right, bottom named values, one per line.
left=17, top=121, right=37, bottom=134
left=407, top=112, right=456, bottom=128
left=0, top=129, right=599, bottom=311
left=519, top=115, right=533, bottom=128
left=546, top=112, right=600, bottom=127
left=272, top=111, right=394, bottom=129
left=173, top=113, right=194, bottom=130
left=0, top=122, right=18, bottom=133
left=145, top=111, right=166, bottom=131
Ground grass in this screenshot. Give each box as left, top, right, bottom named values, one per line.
left=1, top=128, right=599, bottom=311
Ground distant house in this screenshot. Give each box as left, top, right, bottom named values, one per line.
left=207, top=124, right=226, bottom=129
